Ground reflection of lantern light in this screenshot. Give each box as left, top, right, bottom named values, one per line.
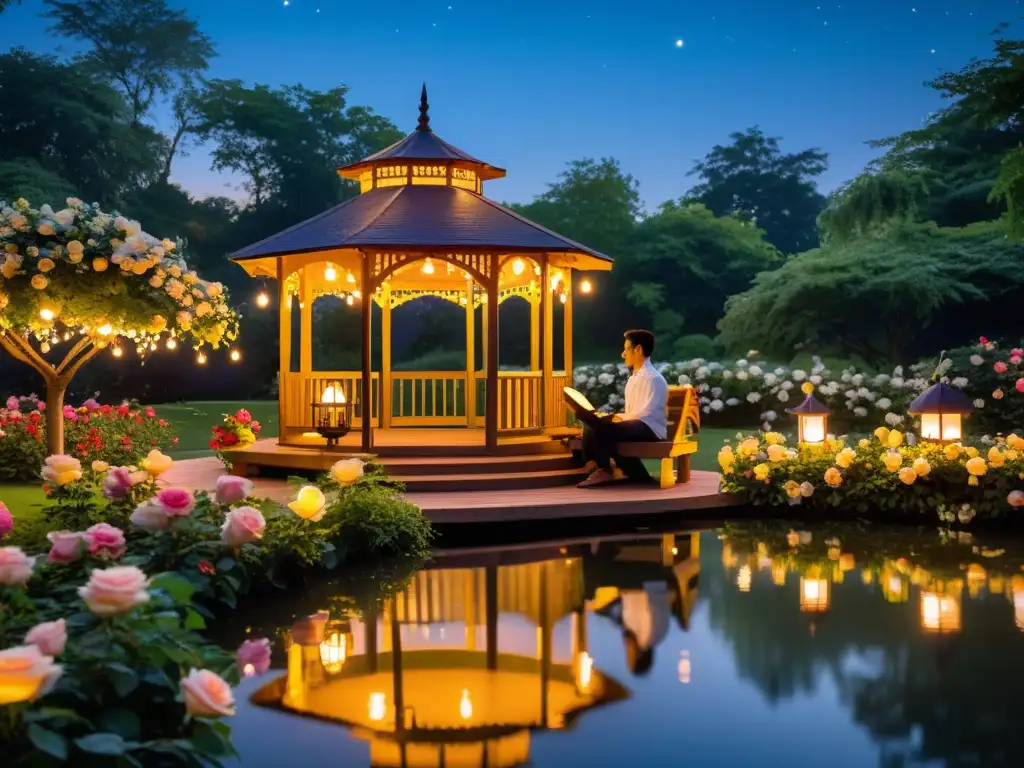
left=512, top=258, right=525, bottom=275
left=921, top=591, right=961, bottom=633
left=737, top=564, right=752, bottom=592
left=908, top=381, right=973, bottom=443
left=800, top=577, right=829, bottom=612
left=678, top=650, right=691, bottom=684
left=368, top=692, right=386, bottom=721
left=966, top=563, right=987, bottom=598
left=722, top=543, right=738, bottom=569
left=319, top=632, right=347, bottom=673
left=883, top=571, right=909, bottom=603
left=577, top=651, right=593, bottom=692
left=459, top=689, right=472, bottom=720
left=1013, top=577, right=1024, bottom=630
left=771, top=563, right=787, bottom=586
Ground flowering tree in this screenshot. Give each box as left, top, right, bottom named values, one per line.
left=0, top=197, right=239, bottom=455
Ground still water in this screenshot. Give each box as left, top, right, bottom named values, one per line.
left=226, top=521, right=1024, bottom=767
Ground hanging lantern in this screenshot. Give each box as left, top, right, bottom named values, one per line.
left=786, top=386, right=831, bottom=445
left=311, top=383, right=353, bottom=446
left=319, top=626, right=352, bottom=674
left=908, top=381, right=973, bottom=443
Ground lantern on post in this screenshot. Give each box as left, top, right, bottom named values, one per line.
left=319, top=622, right=352, bottom=674
left=786, top=383, right=830, bottom=445
left=907, top=381, right=973, bottom=444
left=312, top=383, right=353, bottom=447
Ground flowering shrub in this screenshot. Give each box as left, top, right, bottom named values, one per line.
left=719, top=426, right=1024, bottom=523
left=209, top=408, right=261, bottom=451
left=0, top=394, right=177, bottom=482
left=943, top=336, right=1024, bottom=433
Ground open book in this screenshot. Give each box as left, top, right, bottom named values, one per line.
left=562, top=386, right=597, bottom=417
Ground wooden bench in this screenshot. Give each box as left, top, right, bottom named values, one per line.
left=571, top=385, right=701, bottom=489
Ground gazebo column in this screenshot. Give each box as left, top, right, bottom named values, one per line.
left=299, top=268, right=313, bottom=373
left=563, top=269, right=573, bottom=428
left=359, top=252, right=374, bottom=452
left=380, top=284, right=392, bottom=430
left=540, top=257, right=553, bottom=429
left=485, top=266, right=499, bottom=451
left=465, top=277, right=476, bottom=429
left=277, top=259, right=292, bottom=441
left=529, top=289, right=540, bottom=372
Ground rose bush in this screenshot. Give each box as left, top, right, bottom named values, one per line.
left=0, top=394, right=177, bottom=482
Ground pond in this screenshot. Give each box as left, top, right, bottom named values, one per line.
left=222, top=519, right=1024, bottom=767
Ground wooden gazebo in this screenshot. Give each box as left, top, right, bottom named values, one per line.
left=230, top=86, right=612, bottom=462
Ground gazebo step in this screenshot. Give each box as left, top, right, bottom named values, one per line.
left=379, top=453, right=579, bottom=476
left=393, top=467, right=591, bottom=492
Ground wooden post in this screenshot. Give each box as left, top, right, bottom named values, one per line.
left=380, top=284, right=392, bottom=429
left=360, top=252, right=373, bottom=452
left=563, top=268, right=573, bottom=387
left=485, top=268, right=499, bottom=451
left=540, top=257, right=553, bottom=429
left=465, top=278, right=476, bottom=428
left=277, top=259, right=292, bottom=442
left=299, top=267, right=312, bottom=373
left=390, top=614, right=405, bottom=732
left=529, top=288, right=540, bottom=372
left=485, top=566, right=498, bottom=671
left=539, top=561, right=551, bottom=727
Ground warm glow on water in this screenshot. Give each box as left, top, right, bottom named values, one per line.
left=228, top=523, right=1024, bottom=767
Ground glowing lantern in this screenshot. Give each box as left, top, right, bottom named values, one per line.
left=421, top=257, right=435, bottom=275
left=324, top=263, right=337, bottom=282
left=511, top=258, right=525, bottom=276
left=256, top=291, right=270, bottom=308
left=579, top=278, right=593, bottom=294
left=166, top=337, right=178, bottom=350
left=312, top=383, right=353, bottom=446
left=38, top=301, right=60, bottom=322
left=786, top=390, right=830, bottom=445
left=229, top=349, right=241, bottom=363
left=196, top=352, right=207, bottom=365
left=907, top=381, right=973, bottom=443
left=920, top=590, right=961, bottom=634
left=882, top=568, right=909, bottom=603
left=319, top=630, right=348, bottom=674
left=800, top=568, right=830, bottom=613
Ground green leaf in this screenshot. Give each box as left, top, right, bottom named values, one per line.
left=97, top=708, right=142, bottom=740
left=75, top=732, right=127, bottom=756
left=191, top=720, right=235, bottom=757
left=28, top=723, right=69, bottom=760
left=216, top=556, right=236, bottom=572
left=106, top=662, right=140, bottom=697
left=185, top=607, right=207, bottom=630
left=150, top=571, right=198, bottom=604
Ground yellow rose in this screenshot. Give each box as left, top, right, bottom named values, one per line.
left=1, top=261, right=17, bottom=279
left=801, top=381, right=815, bottom=395
left=898, top=467, right=918, bottom=485
left=149, top=276, right=164, bottom=288
left=30, top=274, right=48, bottom=290
left=912, top=457, right=931, bottom=477
left=288, top=485, right=327, bottom=521
left=966, top=457, right=987, bottom=477
left=141, top=449, right=173, bottom=477
left=858, top=438, right=871, bottom=450
left=766, top=444, right=787, bottom=462
left=1007, top=450, right=1020, bottom=461
left=988, top=446, right=1005, bottom=468
left=764, top=432, right=784, bottom=446
left=91, top=460, right=110, bottom=473
left=40, top=454, right=82, bottom=486
left=784, top=480, right=801, bottom=498
left=824, top=467, right=842, bottom=487
left=835, top=447, right=856, bottom=469
left=887, top=430, right=904, bottom=448
left=92, top=257, right=108, bottom=272
left=800, top=481, right=814, bottom=497
left=37, top=258, right=55, bottom=272
left=753, top=463, right=770, bottom=481
left=1007, top=434, right=1024, bottom=452
left=717, top=447, right=735, bottom=471
left=943, top=443, right=961, bottom=461
left=737, top=437, right=759, bottom=459
left=874, top=426, right=890, bottom=444
left=119, top=258, right=135, bottom=272
left=148, top=315, right=167, bottom=334
left=882, top=451, right=902, bottom=472
left=965, top=446, right=979, bottom=458
left=0, top=645, right=63, bottom=705
left=330, top=458, right=365, bottom=486
left=132, top=260, right=149, bottom=275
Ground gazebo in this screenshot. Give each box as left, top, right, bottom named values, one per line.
left=230, top=86, right=612, bottom=462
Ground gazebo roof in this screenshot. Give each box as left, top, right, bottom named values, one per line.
left=229, top=184, right=613, bottom=268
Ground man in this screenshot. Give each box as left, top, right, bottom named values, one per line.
left=577, top=329, right=667, bottom=488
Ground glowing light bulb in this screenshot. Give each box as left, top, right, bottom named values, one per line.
left=346, top=294, right=354, bottom=306
left=39, top=306, right=57, bottom=322
left=197, top=352, right=207, bottom=365
left=97, top=323, right=113, bottom=336
left=353, top=290, right=361, bottom=299
left=324, top=264, right=337, bottom=281
left=559, top=292, right=567, bottom=304
left=421, top=258, right=435, bottom=275
left=149, top=343, right=157, bottom=351
left=512, top=258, right=525, bottom=276
left=346, top=271, right=355, bottom=284
left=40, top=342, right=51, bottom=353
left=112, top=346, right=123, bottom=358
left=580, top=278, right=593, bottom=294
left=368, top=692, right=385, bottom=721
left=256, top=292, right=270, bottom=308
left=166, top=338, right=178, bottom=350
left=459, top=689, right=472, bottom=720
left=230, top=349, right=241, bottom=362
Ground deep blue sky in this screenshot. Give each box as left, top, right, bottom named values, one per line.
left=0, top=1, right=1016, bottom=209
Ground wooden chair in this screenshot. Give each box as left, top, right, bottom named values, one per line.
left=614, top=385, right=701, bottom=488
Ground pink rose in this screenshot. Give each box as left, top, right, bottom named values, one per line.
left=155, top=488, right=195, bottom=517
left=1009, top=490, right=1024, bottom=508
left=236, top=638, right=272, bottom=677
left=25, top=619, right=67, bottom=656
left=1012, top=348, right=1024, bottom=358
left=102, top=466, right=134, bottom=499
left=77, top=566, right=149, bottom=616
left=0, top=644, right=63, bottom=705
left=0, top=547, right=36, bottom=586
left=0, top=502, right=12, bottom=539
left=1011, top=355, right=1023, bottom=366
left=130, top=500, right=170, bottom=532
left=220, top=506, right=265, bottom=548
left=994, top=361, right=1008, bottom=374
left=235, top=409, right=252, bottom=425
left=1017, top=378, right=1024, bottom=394
left=994, top=389, right=1005, bottom=400
left=180, top=669, right=236, bottom=718
left=215, top=475, right=254, bottom=505
left=46, top=531, right=84, bottom=564
left=4, top=396, right=17, bottom=411
left=84, top=523, right=126, bottom=560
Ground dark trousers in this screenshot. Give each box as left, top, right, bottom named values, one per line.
left=578, top=411, right=657, bottom=478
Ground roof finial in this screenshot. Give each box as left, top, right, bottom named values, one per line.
left=417, top=83, right=431, bottom=132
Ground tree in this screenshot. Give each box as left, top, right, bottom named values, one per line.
left=0, top=198, right=239, bottom=455
left=0, top=0, right=21, bottom=12
left=717, top=222, right=1024, bottom=365
left=43, top=0, right=215, bottom=126
left=621, top=202, right=780, bottom=353
left=817, top=169, right=930, bottom=244
left=686, top=127, right=828, bottom=254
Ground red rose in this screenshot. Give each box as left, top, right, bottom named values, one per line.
left=172, top=437, right=179, bottom=446
left=29, top=411, right=41, bottom=424
left=252, top=421, right=262, bottom=434
left=99, top=405, right=112, bottom=415
left=146, top=407, right=156, bottom=418
left=209, top=438, right=221, bottom=450
left=198, top=560, right=216, bottom=576
left=221, top=433, right=239, bottom=447
left=80, top=415, right=89, bottom=424
left=158, top=419, right=168, bottom=427
left=26, top=424, right=38, bottom=436
left=121, top=436, right=132, bottom=446
left=235, top=409, right=252, bottom=425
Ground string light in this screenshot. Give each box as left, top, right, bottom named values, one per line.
left=421, top=257, right=435, bottom=275
left=229, top=349, right=241, bottom=362
left=256, top=291, right=270, bottom=309
left=346, top=271, right=355, bottom=284
left=196, top=352, right=207, bottom=365
left=346, top=294, right=354, bottom=306
left=559, top=292, right=567, bottom=304
left=112, top=346, right=123, bottom=358
left=166, top=338, right=178, bottom=350
left=97, top=323, right=113, bottom=336
left=580, top=278, right=593, bottom=294
left=40, top=342, right=51, bottom=353
left=38, top=303, right=58, bottom=322
left=324, top=264, right=337, bottom=282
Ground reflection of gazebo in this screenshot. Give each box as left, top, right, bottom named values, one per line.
left=230, top=87, right=612, bottom=459
left=253, top=559, right=628, bottom=768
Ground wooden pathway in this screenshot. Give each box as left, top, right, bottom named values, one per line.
left=162, top=457, right=738, bottom=524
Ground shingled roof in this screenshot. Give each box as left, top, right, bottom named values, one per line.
left=229, top=185, right=611, bottom=262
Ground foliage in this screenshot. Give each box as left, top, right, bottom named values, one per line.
left=685, top=126, right=828, bottom=255
left=0, top=396, right=177, bottom=483
left=43, top=0, right=215, bottom=126
left=940, top=336, right=1024, bottom=433
left=208, top=408, right=262, bottom=452
left=718, top=427, right=1024, bottom=523
left=717, top=222, right=1024, bottom=365
left=817, top=169, right=930, bottom=243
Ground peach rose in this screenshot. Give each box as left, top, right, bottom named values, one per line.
left=215, top=475, right=254, bottom=505
left=180, top=669, right=236, bottom=718
left=46, top=531, right=84, bottom=564
left=41, top=454, right=83, bottom=486
left=130, top=500, right=171, bottom=532
left=155, top=488, right=195, bottom=517
left=0, top=644, right=63, bottom=705
left=91, top=460, right=110, bottom=473
left=141, top=449, right=173, bottom=477
left=84, top=523, right=126, bottom=560
left=220, top=506, right=266, bottom=548
left=1008, top=490, right=1024, bottom=508
left=0, top=546, right=36, bottom=586
left=25, top=619, right=67, bottom=656
left=288, top=485, right=326, bottom=521
left=78, top=566, right=150, bottom=616
left=330, top=458, right=364, bottom=486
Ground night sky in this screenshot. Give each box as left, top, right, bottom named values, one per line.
left=0, top=0, right=1016, bottom=209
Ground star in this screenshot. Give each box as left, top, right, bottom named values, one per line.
left=675, top=39, right=684, bottom=48
left=283, top=0, right=289, bottom=5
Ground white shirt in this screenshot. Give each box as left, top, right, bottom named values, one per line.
left=621, top=582, right=670, bottom=650
left=624, top=359, right=668, bottom=439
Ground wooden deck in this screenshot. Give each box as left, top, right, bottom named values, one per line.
left=162, top=457, right=738, bottom=524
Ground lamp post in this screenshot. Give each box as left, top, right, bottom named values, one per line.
left=311, top=382, right=354, bottom=447
left=786, top=383, right=831, bottom=445
left=907, top=381, right=973, bottom=443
